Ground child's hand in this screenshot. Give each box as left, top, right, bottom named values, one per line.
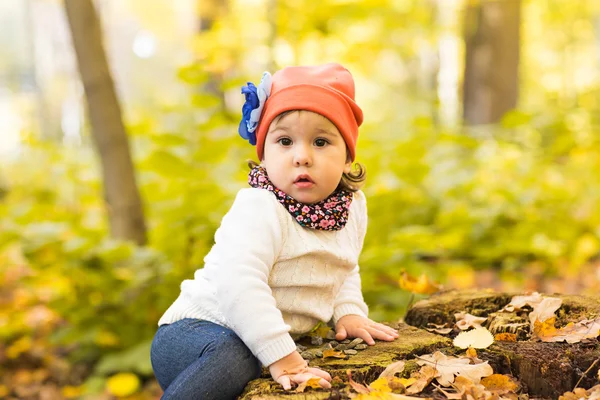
left=335, top=315, right=399, bottom=345
left=269, top=351, right=331, bottom=390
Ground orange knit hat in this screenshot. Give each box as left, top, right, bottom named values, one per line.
left=254, top=63, right=363, bottom=161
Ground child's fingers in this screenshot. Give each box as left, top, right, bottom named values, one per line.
left=290, top=373, right=331, bottom=389
left=317, top=378, right=332, bottom=389
left=352, top=328, right=375, bottom=345
left=277, top=375, right=293, bottom=390
left=307, top=367, right=332, bottom=381
left=368, top=326, right=397, bottom=341
left=374, top=323, right=399, bottom=337
left=335, top=325, right=347, bottom=340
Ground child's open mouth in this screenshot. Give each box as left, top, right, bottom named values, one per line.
left=294, top=174, right=315, bottom=188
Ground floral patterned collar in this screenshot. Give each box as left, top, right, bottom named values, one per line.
left=248, top=166, right=353, bottom=231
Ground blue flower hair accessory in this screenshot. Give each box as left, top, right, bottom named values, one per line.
left=238, top=72, right=272, bottom=145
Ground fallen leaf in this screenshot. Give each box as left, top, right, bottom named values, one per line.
left=296, top=377, right=322, bottom=393
left=399, top=270, right=442, bottom=295
left=503, top=292, right=543, bottom=312
left=416, top=351, right=493, bottom=386
left=559, top=385, right=600, bottom=400
left=535, top=317, right=600, bottom=344
left=425, top=323, right=453, bottom=335
left=466, top=347, right=478, bottom=359
left=529, top=297, right=562, bottom=325
left=481, top=374, right=519, bottom=393
left=398, top=377, right=416, bottom=387
left=347, top=370, right=371, bottom=394
left=323, top=349, right=346, bottom=359
left=379, top=360, right=406, bottom=379
left=494, top=333, right=517, bottom=342
left=310, top=322, right=334, bottom=339
left=455, top=312, right=487, bottom=330
left=369, top=378, right=392, bottom=393
left=405, top=365, right=439, bottom=395
left=453, top=327, right=494, bottom=349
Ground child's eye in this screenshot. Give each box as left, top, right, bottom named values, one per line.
left=278, top=138, right=292, bottom=146
left=314, top=139, right=328, bottom=147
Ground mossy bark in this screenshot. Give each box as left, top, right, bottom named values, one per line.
left=239, top=323, right=450, bottom=399
left=241, top=290, right=600, bottom=399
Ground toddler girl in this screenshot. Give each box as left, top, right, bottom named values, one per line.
left=150, top=63, right=399, bottom=400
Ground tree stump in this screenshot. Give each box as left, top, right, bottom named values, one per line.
left=241, top=290, right=600, bottom=399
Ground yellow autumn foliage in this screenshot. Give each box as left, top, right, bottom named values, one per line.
left=106, top=372, right=141, bottom=397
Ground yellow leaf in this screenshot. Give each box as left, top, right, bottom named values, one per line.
left=62, top=385, right=83, bottom=399
left=533, top=317, right=559, bottom=340
left=494, top=333, right=517, bottom=342
left=295, top=377, right=321, bottom=392
left=0, top=385, right=8, bottom=398
left=481, top=374, right=519, bottom=393
left=106, top=373, right=140, bottom=397
left=323, top=349, right=346, bottom=359
left=369, top=377, right=392, bottom=393
left=398, top=270, right=441, bottom=294
left=399, top=377, right=416, bottom=387
left=453, top=327, right=494, bottom=349
left=311, top=324, right=334, bottom=339
left=466, top=347, right=477, bottom=358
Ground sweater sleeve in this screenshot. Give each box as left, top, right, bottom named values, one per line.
left=333, top=191, right=369, bottom=323
left=202, top=189, right=296, bottom=366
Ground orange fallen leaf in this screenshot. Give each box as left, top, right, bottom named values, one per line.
left=295, top=377, right=321, bottom=393
left=323, top=349, right=346, bottom=359
left=494, top=333, right=517, bottom=342
left=466, top=347, right=477, bottom=358
left=481, top=374, right=519, bottom=394
left=406, top=365, right=438, bottom=395
left=347, top=370, right=370, bottom=394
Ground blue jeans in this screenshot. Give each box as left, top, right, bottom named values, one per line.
left=151, top=319, right=262, bottom=400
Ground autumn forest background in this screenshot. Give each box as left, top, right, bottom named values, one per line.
left=1, top=0, right=600, bottom=398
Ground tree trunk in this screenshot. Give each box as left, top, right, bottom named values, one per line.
left=240, top=290, right=600, bottom=399
left=462, top=0, right=521, bottom=125
left=64, top=0, right=147, bottom=245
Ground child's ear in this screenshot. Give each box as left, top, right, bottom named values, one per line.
left=344, top=159, right=352, bottom=175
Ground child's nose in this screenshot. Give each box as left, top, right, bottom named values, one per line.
left=293, top=144, right=313, bottom=166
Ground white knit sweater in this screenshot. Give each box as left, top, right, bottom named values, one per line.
left=158, top=188, right=369, bottom=366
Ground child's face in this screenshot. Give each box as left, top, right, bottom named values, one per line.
left=261, top=111, right=352, bottom=204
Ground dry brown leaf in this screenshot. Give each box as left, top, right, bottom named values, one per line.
left=347, top=370, right=371, bottom=394
left=455, top=312, right=487, bottom=330
left=559, top=385, right=600, bottom=400
left=416, top=351, right=494, bottom=386
left=425, top=323, right=453, bottom=335
left=405, top=365, right=439, bottom=395
left=481, top=374, right=519, bottom=394
left=295, top=377, right=322, bottom=393
left=398, top=270, right=442, bottom=295
left=494, top=333, right=517, bottom=342
left=535, top=318, right=600, bottom=343
left=503, top=292, right=543, bottom=312
left=323, top=349, right=346, bottom=359
left=379, top=360, right=406, bottom=379
left=453, top=327, right=494, bottom=349
left=529, top=297, right=562, bottom=325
